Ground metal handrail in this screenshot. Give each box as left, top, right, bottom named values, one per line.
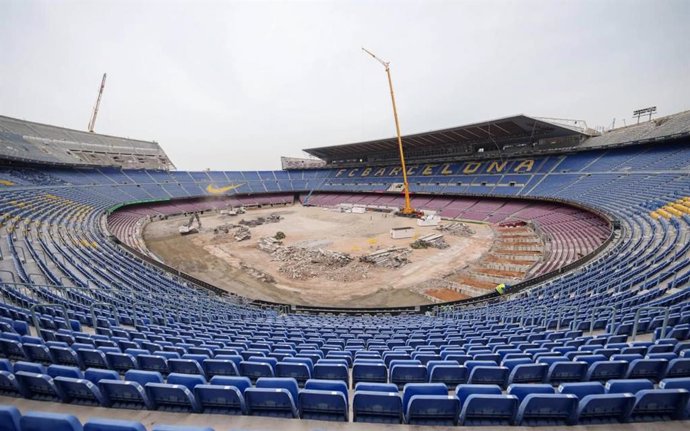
left=30, top=303, right=69, bottom=340
left=555, top=306, right=579, bottom=331
left=631, top=306, right=669, bottom=342
left=589, top=306, right=617, bottom=334
left=90, top=302, right=120, bottom=329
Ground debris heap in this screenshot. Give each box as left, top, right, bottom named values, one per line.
left=234, top=226, right=251, bottom=241
left=271, top=246, right=353, bottom=280
left=239, top=213, right=281, bottom=227
left=360, top=247, right=411, bottom=268
left=436, top=222, right=474, bottom=237
left=410, top=233, right=449, bottom=249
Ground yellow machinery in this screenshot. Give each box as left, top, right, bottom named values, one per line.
left=362, top=48, right=417, bottom=216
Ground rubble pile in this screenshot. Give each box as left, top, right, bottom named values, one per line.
left=272, top=246, right=353, bottom=280
left=436, top=222, right=474, bottom=237
left=410, top=233, right=449, bottom=249
left=213, top=224, right=237, bottom=235
left=360, top=247, right=411, bottom=268
left=239, top=213, right=282, bottom=227
left=234, top=226, right=251, bottom=241
left=257, top=236, right=282, bottom=253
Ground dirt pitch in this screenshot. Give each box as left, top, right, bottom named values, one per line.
left=143, top=205, right=495, bottom=308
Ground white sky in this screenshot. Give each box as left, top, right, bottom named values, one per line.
left=1, top=0, right=689, bottom=170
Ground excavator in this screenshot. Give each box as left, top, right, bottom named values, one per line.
left=178, top=213, right=202, bottom=235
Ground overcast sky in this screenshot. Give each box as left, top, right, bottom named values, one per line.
left=1, top=0, right=689, bottom=170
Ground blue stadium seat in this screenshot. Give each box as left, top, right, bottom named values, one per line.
left=586, top=360, right=628, bottom=381
left=605, top=379, right=654, bottom=394
left=15, top=371, right=63, bottom=401
left=507, top=363, right=548, bottom=384
left=352, top=390, right=402, bottom=424
left=577, top=393, right=635, bottom=424
left=19, top=411, right=82, bottom=431
left=245, top=387, right=299, bottom=418
left=391, top=364, right=427, bottom=389
left=405, top=393, right=459, bottom=425
left=84, top=368, right=119, bottom=385
left=23, top=343, right=53, bottom=364
left=168, top=359, right=204, bottom=377
left=0, top=371, right=22, bottom=396
left=105, top=352, right=138, bottom=374
left=145, top=382, right=201, bottom=413
left=401, top=383, right=450, bottom=425
left=239, top=361, right=274, bottom=382
left=299, top=389, right=348, bottom=421
left=515, top=393, right=578, bottom=425
left=455, top=383, right=502, bottom=406
left=546, top=361, right=587, bottom=384
left=54, top=377, right=105, bottom=406
left=558, top=382, right=605, bottom=398
left=83, top=418, right=146, bottom=431
left=458, top=394, right=519, bottom=426
left=630, top=389, right=690, bottom=422
left=137, top=355, right=169, bottom=375
left=193, top=384, right=245, bottom=414
left=352, top=363, right=387, bottom=387
left=313, top=363, right=349, bottom=385
left=0, top=359, right=12, bottom=372
left=626, top=358, right=668, bottom=382
left=468, top=365, right=509, bottom=388
left=99, top=379, right=152, bottom=410
left=428, top=364, right=467, bottom=386
left=354, top=382, right=399, bottom=392
left=209, top=376, right=251, bottom=393
left=166, top=373, right=206, bottom=391
left=13, top=362, right=45, bottom=374
left=202, top=359, right=238, bottom=379
left=0, top=404, right=20, bottom=431
left=48, top=346, right=81, bottom=368
left=47, top=365, right=83, bottom=380
left=76, top=349, right=109, bottom=370
left=276, top=362, right=311, bottom=387
left=664, top=358, right=690, bottom=378
left=124, top=370, right=163, bottom=386
left=507, top=383, right=555, bottom=402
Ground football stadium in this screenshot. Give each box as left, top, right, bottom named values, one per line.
left=1, top=1, right=690, bottom=431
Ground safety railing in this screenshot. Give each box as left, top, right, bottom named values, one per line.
left=631, top=306, right=669, bottom=342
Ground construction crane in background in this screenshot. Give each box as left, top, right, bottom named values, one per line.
left=88, top=73, right=107, bottom=133
left=362, top=48, right=417, bottom=216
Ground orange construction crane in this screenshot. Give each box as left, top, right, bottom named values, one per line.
left=88, top=73, right=107, bottom=133
left=362, top=48, right=416, bottom=216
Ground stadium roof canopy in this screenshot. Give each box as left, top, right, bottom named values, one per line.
left=303, top=115, right=589, bottom=163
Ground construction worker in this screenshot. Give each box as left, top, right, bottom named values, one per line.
left=495, top=283, right=506, bottom=295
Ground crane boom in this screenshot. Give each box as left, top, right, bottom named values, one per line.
left=88, top=73, right=107, bottom=133
left=361, top=48, right=415, bottom=215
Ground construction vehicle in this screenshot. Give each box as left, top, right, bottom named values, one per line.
left=88, top=73, right=107, bottom=133
left=178, top=213, right=201, bottom=235
left=362, top=48, right=418, bottom=217
left=220, top=206, right=245, bottom=217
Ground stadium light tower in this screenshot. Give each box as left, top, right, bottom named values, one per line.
left=362, top=48, right=415, bottom=216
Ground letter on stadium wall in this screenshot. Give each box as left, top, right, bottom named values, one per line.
left=407, top=165, right=418, bottom=175
left=422, top=165, right=437, bottom=176
left=361, top=167, right=372, bottom=177
left=335, top=169, right=347, bottom=177
left=348, top=169, right=360, bottom=177
left=441, top=164, right=453, bottom=175
left=514, top=160, right=534, bottom=173
left=463, top=162, right=481, bottom=174
left=389, top=167, right=402, bottom=176
left=487, top=161, right=508, bottom=173
left=373, top=167, right=387, bottom=176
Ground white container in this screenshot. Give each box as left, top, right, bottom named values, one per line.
left=390, top=227, right=414, bottom=239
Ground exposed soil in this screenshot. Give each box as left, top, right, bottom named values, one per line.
left=143, top=205, right=495, bottom=308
